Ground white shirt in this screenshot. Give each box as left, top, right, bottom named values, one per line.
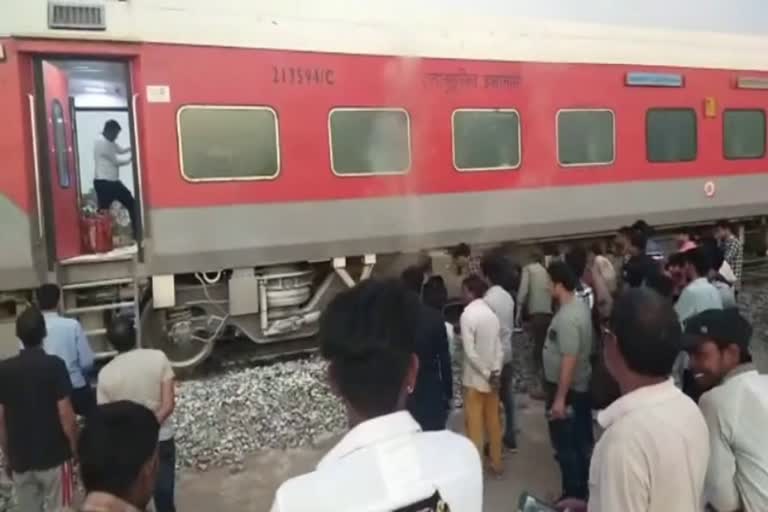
left=460, top=298, right=503, bottom=393
left=719, top=261, right=737, bottom=285
left=589, top=378, right=709, bottom=512
left=576, top=282, right=595, bottom=311
left=699, top=364, right=768, bottom=512
left=94, top=135, right=131, bottom=181
left=483, top=285, right=515, bottom=364
left=270, top=411, right=482, bottom=512
left=97, top=349, right=176, bottom=441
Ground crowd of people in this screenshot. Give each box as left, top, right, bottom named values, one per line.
left=0, top=218, right=765, bottom=512
left=0, top=285, right=177, bottom=511
left=271, top=217, right=765, bottom=512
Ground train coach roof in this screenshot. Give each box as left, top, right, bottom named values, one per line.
left=2, top=1, right=768, bottom=71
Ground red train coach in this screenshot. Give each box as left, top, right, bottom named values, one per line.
left=1, top=1, right=767, bottom=368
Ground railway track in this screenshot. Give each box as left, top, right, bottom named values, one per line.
left=742, top=256, right=768, bottom=282
left=181, top=336, right=320, bottom=379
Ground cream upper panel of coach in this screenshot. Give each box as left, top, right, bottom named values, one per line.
left=2, top=0, right=768, bottom=71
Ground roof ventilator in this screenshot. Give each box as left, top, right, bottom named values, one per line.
left=48, top=2, right=106, bottom=31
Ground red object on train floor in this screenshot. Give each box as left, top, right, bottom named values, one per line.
left=80, top=213, right=113, bottom=254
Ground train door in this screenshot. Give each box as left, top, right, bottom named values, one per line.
left=35, top=58, right=139, bottom=262
left=41, top=61, right=80, bottom=260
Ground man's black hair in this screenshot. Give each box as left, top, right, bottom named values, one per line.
left=462, top=274, right=489, bottom=299
left=103, top=119, right=121, bottom=135
left=400, top=266, right=425, bottom=295
left=699, top=236, right=724, bottom=272
left=480, top=253, right=505, bottom=287
left=630, top=230, right=648, bottom=252
left=35, top=283, right=61, bottom=311
left=716, top=219, right=733, bottom=232
left=590, top=241, right=605, bottom=256
left=16, top=307, right=47, bottom=348
left=450, top=243, right=471, bottom=259
left=632, top=219, right=653, bottom=235
left=565, top=245, right=588, bottom=279
left=547, top=261, right=578, bottom=292
left=319, top=279, right=420, bottom=419
left=610, top=288, right=681, bottom=377
left=683, top=246, right=712, bottom=277
left=79, top=401, right=159, bottom=499
left=422, top=275, right=448, bottom=312
left=106, top=317, right=137, bottom=353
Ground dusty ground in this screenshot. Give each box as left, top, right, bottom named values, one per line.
left=177, top=398, right=559, bottom=512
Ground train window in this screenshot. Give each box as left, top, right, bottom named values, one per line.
left=646, top=108, right=697, bottom=162
left=452, top=109, right=521, bottom=171
left=329, top=108, right=410, bottom=175
left=557, top=109, right=615, bottom=166
left=51, top=99, right=71, bottom=188
left=724, top=109, right=766, bottom=159
left=177, top=106, right=280, bottom=181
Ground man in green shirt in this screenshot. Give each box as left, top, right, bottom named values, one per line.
left=542, top=261, right=594, bottom=501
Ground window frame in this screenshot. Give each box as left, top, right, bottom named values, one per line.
left=176, top=104, right=281, bottom=183
left=451, top=108, right=522, bottom=172
left=722, top=108, right=767, bottom=161
left=555, top=108, right=616, bottom=168
left=645, top=107, right=698, bottom=163
left=327, top=107, right=412, bottom=177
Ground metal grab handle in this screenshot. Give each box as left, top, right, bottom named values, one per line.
left=27, top=94, right=44, bottom=239
left=131, top=93, right=147, bottom=235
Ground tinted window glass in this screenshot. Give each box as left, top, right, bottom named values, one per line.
left=724, top=109, right=766, bottom=159
left=178, top=107, right=279, bottom=180
left=453, top=110, right=521, bottom=170
left=51, top=99, right=71, bottom=188
left=646, top=109, right=697, bottom=162
left=557, top=110, right=615, bottom=166
left=329, top=109, right=410, bottom=175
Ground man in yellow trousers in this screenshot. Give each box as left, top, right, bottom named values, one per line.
left=460, top=275, right=504, bottom=476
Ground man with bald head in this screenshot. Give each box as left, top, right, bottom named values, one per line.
left=97, top=317, right=177, bottom=512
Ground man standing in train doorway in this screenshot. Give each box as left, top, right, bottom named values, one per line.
left=93, top=120, right=137, bottom=241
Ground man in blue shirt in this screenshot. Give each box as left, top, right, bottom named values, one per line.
left=36, top=284, right=95, bottom=417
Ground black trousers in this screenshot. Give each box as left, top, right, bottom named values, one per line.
left=499, top=362, right=517, bottom=447
left=155, top=438, right=176, bottom=512
left=544, top=383, right=594, bottom=500
left=93, top=179, right=138, bottom=239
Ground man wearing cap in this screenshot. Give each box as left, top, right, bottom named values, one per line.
left=684, top=309, right=768, bottom=512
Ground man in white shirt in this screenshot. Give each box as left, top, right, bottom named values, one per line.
left=271, top=279, right=482, bottom=512
left=481, top=254, right=517, bottom=451
left=460, top=274, right=504, bottom=476
left=93, top=120, right=137, bottom=239
left=560, top=288, right=710, bottom=512
left=97, top=317, right=176, bottom=512
left=684, top=309, right=768, bottom=512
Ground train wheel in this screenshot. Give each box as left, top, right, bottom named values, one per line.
left=140, top=298, right=215, bottom=370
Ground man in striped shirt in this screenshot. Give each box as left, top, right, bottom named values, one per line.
left=715, top=220, right=743, bottom=292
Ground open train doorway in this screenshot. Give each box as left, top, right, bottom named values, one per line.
left=35, top=58, right=141, bottom=262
